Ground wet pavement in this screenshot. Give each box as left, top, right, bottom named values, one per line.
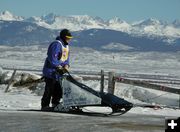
left=0, top=110, right=165, bottom=132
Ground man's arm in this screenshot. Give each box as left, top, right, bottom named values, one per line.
left=47, top=43, right=63, bottom=68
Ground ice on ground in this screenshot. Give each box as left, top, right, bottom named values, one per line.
left=0, top=85, right=41, bottom=110
left=0, top=45, right=180, bottom=117
left=0, top=76, right=180, bottom=117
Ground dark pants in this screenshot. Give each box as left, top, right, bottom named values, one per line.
left=41, top=77, right=62, bottom=108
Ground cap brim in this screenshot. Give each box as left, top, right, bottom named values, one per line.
left=66, top=36, right=73, bottom=39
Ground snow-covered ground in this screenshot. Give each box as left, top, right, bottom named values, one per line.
left=0, top=45, right=180, bottom=117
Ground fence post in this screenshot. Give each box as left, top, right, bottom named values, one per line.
left=108, top=71, right=115, bottom=94
left=100, top=70, right=104, bottom=93
left=5, top=69, right=17, bottom=93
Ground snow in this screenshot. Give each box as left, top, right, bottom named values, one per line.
left=0, top=11, right=23, bottom=21
left=107, top=17, right=131, bottom=32
left=23, top=25, right=37, bottom=32
left=1, top=11, right=180, bottom=40
left=0, top=45, right=180, bottom=118
left=0, top=85, right=40, bottom=110
left=102, top=42, right=134, bottom=51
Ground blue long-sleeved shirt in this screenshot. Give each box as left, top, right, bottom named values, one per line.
left=43, top=38, right=70, bottom=80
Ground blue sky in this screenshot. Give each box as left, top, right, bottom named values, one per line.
left=0, top=0, right=179, bottom=22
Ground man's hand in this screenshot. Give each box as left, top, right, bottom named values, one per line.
left=62, top=65, right=69, bottom=73
left=63, top=65, right=69, bottom=71
left=56, top=65, right=69, bottom=75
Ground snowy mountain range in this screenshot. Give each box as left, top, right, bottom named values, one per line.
left=0, top=11, right=180, bottom=51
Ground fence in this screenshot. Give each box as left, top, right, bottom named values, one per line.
left=2, top=67, right=180, bottom=108
left=102, top=71, right=180, bottom=108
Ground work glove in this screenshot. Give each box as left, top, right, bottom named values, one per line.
left=56, top=65, right=69, bottom=75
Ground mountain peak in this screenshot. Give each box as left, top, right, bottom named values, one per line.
left=107, top=17, right=130, bottom=32
left=0, top=10, right=23, bottom=21
left=134, top=18, right=161, bottom=26
left=108, top=17, right=126, bottom=24
left=0, top=11, right=180, bottom=40
left=1, top=11, right=12, bottom=16
left=173, top=19, right=180, bottom=27
left=41, top=13, right=57, bottom=24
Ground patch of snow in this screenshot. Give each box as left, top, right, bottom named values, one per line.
left=102, top=42, right=134, bottom=51
left=0, top=45, right=180, bottom=117
left=0, top=11, right=23, bottom=21
left=1, top=10, right=179, bottom=40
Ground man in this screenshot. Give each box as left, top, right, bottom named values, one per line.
left=41, top=29, right=73, bottom=110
